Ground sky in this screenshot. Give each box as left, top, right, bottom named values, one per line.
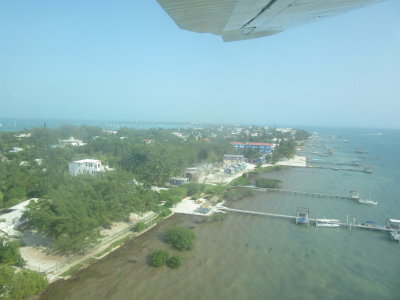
left=0, top=0, right=399, bottom=128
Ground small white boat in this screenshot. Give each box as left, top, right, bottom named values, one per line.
left=390, top=230, right=400, bottom=242
left=358, top=198, right=378, bottom=205
left=315, top=218, right=340, bottom=227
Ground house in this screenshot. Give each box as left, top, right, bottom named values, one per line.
left=170, top=177, right=189, bottom=186
left=223, top=154, right=245, bottom=166
left=9, top=147, right=23, bottom=153
left=59, top=137, right=86, bottom=147
left=14, top=133, right=31, bottom=138
left=68, top=159, right=113, bottom=176
left=230, top=142, right=273, bottom=153
left=184, top=168, right=200, bottom=181
left=0, top=199, right=37, bottom=237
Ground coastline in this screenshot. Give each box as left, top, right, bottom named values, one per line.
left=35, top=213, right=194, bottom=300
left=21, top=212, right=159, bottom=282
left=27, top=155, right=306, bottom=286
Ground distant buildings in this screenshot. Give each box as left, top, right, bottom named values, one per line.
left=223, top=154, right=246, bottom=166
left=59, top=137, right=86, bottom=147
left=171, top=132, right=186, bottom=139
left=184, top=168, right=200, bottom=181
left=229, top=142, right=273, bottom=153
left=14, top=133, right=31, bottom=138
left=170, top=177, right=189, bottom=186
left=68, top=159, right=113, bottom=176
left=9, top=147, right=23, bottom=153
left=276, top=128, right=293, bottom=133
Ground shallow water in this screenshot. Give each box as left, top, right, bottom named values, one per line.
left=38, top=128, right=400, bottom=300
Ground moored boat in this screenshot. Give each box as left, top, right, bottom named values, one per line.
left=315, top=218, right=340, bottom=227
left=358, top=198, right=378, bottom=205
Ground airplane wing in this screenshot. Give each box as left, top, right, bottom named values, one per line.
left=157, top=0, right=383, bottom=42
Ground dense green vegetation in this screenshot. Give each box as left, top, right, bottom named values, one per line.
left=0, top=237, right=24, bottom=267
left=0, top=264, right=48, bottom=300
left=270, top=140, right=297, bottom=164
left=23, top=171, right=159, bottom=253
left=255, top=178, right=282, bottom=188
left=222, top=188, right=255, bottom=202
left=229, top=174, right=251, bottom=186
left=207, top=212, right=226, bottom=222
left=252, top=165, right=286, bottom=174
left=166, top=256, right=182, bottom=269
left=0, top=237, right=48, bottom=299
left=165, top=226, right=196, bottom=251
left=133, top=221, right=147, bottom=232
left=151, top=250, right=169, bottom=267
left=0, top=126, right=233, bottom=209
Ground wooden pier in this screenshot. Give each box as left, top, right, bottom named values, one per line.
left=307, top=165, right=372, bottom=173
left=234, top=186, right=356, bottom=200
left=218, top=206, right=393, bottom=232
left=307, top=160, right=361, bottom=167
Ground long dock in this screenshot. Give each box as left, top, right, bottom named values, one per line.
left=234, top=186, right=356, bottom=200
left=307, top=165, right=372, bottom=173
left=307, top=160, right=361, bottom=167
left=218, top=206, right=392, bottom=232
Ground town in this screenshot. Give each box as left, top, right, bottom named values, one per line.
left=0, top=124, right=309, bottom=297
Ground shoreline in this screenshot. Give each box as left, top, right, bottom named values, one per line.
left=26, top=155, right=306, bottom=284
left=35, top=213, right=193, bottom=300
left=21, top=212, right=159, bottom=282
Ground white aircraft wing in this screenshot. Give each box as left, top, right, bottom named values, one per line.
left=157, top=0, right=383, bottom=41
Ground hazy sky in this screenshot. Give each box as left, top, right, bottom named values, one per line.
left=1, top=1, right=399, bottom=128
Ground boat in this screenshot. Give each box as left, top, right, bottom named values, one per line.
left=315, top=218, right=340, bottom=227
left=361, top=221, right=386, bottom=230
left=390, top=230, right=400, bottom=242
left=363, top=165, right=373, bottom=173
left=355, top=148, right=368, bottom=154
left=358, top=198, right=378, bottom=205
left=386, top=219, right=400, bottom=242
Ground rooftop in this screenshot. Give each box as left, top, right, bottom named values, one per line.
left=73, top=159, right=101, bottom=164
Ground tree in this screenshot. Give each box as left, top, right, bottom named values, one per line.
left=165, top=226, right=195, bottom=251
left=134, top=221, right=147, bottom=232
left=0, top=237, right=25, bottom=267
left=255, top=178, right=281, bottom=188
left=166, top=256, right=182, bottom=269
left=0, top=264, right=48, bottom=300
left=151, top=250, right=169, bottom=267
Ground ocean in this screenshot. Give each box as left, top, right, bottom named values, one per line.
left=0, top=118, right=208, bottom=132
left=36, top=127, right=400, bottom=300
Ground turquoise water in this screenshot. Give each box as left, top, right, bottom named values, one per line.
left=39, top=128, right=400, bottom=300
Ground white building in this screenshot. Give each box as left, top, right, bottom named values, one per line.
left=68, top=159, right=112, bottom=176
left=59, top=137, right=86, bottom=147
left=14, top=133, right=31, bottom=138
left=0, top=198, right=37, bottom=237
left=223, top=154, right=245, bottom=167
left=9, top=147, right=23, bottom=153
